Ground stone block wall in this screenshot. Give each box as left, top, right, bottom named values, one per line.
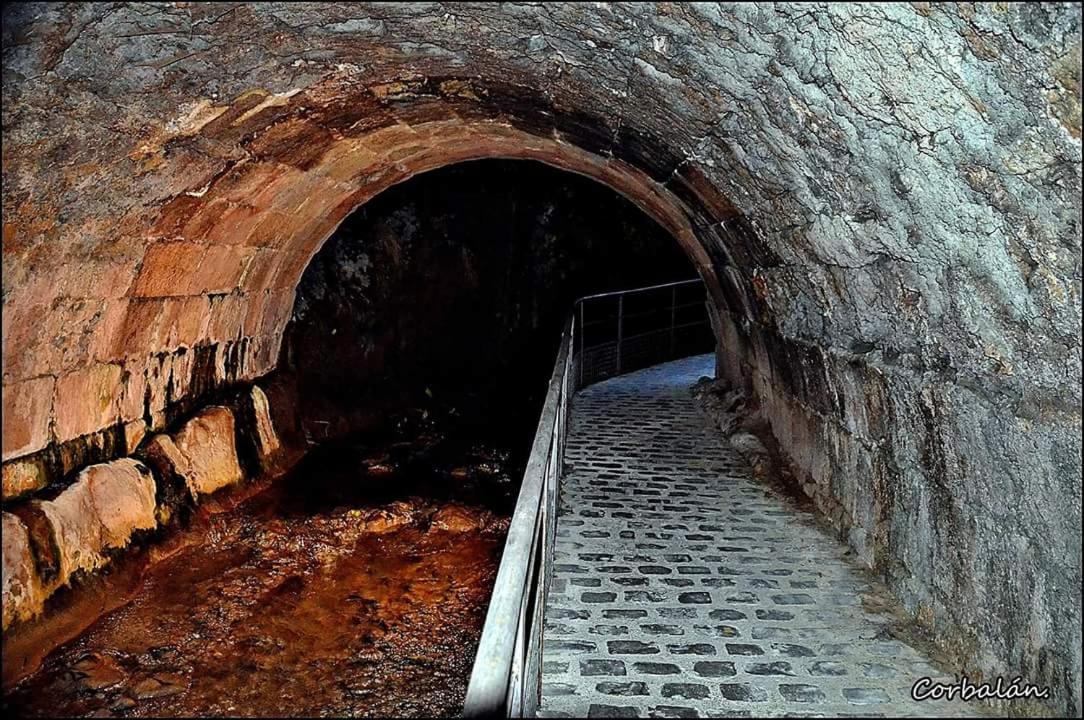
left=1, top=387, right=283, bottom=632
left=1, top=340, right=278, bottom=502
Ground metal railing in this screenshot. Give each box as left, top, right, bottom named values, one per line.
left=462, top=278, right=713, bottom=718
left=462, top=317, right=573, bottom=718
left=574, top=279, right=713, bottom=389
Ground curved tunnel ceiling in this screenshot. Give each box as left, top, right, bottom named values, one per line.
left=3, top=3, right=1078, bottom=462
left=4, top=81, right=739, bottom=458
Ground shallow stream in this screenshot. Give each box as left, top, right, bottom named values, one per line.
left=4, top=423, right=516, bottom=717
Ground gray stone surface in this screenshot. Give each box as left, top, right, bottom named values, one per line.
left=540, top=356, right=983, bottom=718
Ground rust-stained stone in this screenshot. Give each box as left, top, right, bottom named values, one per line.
left=212, top=341, right=248, bottom=388
left=150, top=194, right=207, bottom=241
left=193, top=246, right=258, bottom=296
left=1, top=457, right=48, bottom=502
left=199, top=204, right=263, bottom=247
left=177, top=197, right=233, bottom=244
left=241, top=292, right=272, bottom=337
left=200, top=161, right=285, bottom=207
left=37, top=472, right=106, bottom=582
left=9, top=459, right=156, bottom=621
left=0, top=86, right=710, bottom=473
left=262, top=173, right=347, bottom=218
left=248, top=385, right=280, bottom=465
left=157, top=296, right=211, bottom=349
left=239, top=250, right=280, bottom=294
left=1, top=512, right=43, bottom=631
left=122, top=419, right=147, bottom=455
left=270, top=245, right=322, bottom=294
left=238, top=211, right=289, bottom=249
left=83, top=459, right=157, bottom=549
left=8, top=502, right=61, bottom=589
left=246, top=117, right=338, bottom=170
left=167, top=349, right=197, bottom=408
left=113, top=299, right=167, bottom=361
left=430, top=505, right=483, bottom=533
left=147, top=406, right=244, bottom=500
left=53, top=363, right=123, bottom=444
left=88, top=299, right=136, bottom=362
left=2, top=376, right=55, bottom=461
left=247, top=293, right=294, bottom=339
left=18, top=259, right=136, bottom=307
left=129, top=242, right=207, bottom=297
left=205, top=293, right=248, bottom=344
left=3, top=297, right=108, bottom=381
left=139, top=434, right=193, bottom=511
left=247, top=335, right=283, bottom=380
left=245, top=167, right=313, bottom=216
left=140, top=355, right=174, bottom=430
left=317, top=140, right=383, bottom=185
left=199, top=89, right=298, bottom=144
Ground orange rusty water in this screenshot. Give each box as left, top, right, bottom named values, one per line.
left=3, top=441, right=513, bottom=717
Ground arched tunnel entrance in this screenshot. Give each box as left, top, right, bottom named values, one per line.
left=2, top=4, right=1080, bottom=718
left=280, top=158, right=697, bottom=452
left=4, top=154, right=708, bottom=716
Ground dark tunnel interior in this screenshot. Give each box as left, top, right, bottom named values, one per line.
left=276, top=158, right=696, bottom=458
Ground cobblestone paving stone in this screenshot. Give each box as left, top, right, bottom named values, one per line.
left=539, top=355, right=983, bottom=719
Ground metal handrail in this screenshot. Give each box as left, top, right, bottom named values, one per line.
left=463, top=317, right=573, bottom=718
left=574, top=277, right=704, bottom=303
left=463, top=278, right=712, bottom=718
left=574, top=278, right=711, bottom=387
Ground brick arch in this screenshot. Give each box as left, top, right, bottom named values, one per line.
left=2, top=78, right=751, bottom=465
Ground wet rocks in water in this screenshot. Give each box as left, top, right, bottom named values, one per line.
left=445, top=445, right=513, bottom=483
left=353, top=647, right=384, bottom=664
left=110, top=696, right=137, bottom=712
left=429, top=505, right=484, bottom=533
left=31, top=458, right=158, bottom=594
left=127, top=672, right=188, bottom=699
left=5, top=412, right=514, bottom=718
left=360, top=501, right=418, bottom=534
left=70, top=652, right=126, bottom=691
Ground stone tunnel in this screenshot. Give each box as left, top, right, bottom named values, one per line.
left=1, top=2, right=1081, bottom=718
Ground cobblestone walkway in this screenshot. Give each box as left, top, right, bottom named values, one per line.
left=539, top=355, right=980, bottom=718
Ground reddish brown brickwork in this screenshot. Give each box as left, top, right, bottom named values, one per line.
left=2, top=89, right=732, bottom=465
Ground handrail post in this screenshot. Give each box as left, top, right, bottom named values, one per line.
left=669, top=285, right=677, bottom=356
left=578, top=301, right=585, bottom=390
left=615, top=294, right=624, bottom=375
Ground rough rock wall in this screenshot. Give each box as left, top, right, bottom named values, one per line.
left=283, top=159, right=693, bottom=444
left=2, top=3, right=1080, bottom=715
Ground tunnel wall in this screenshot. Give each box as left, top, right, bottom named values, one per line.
left=715, top=306, right=1082, bottom=716
left=2, top=3, right=1080, bottom=715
